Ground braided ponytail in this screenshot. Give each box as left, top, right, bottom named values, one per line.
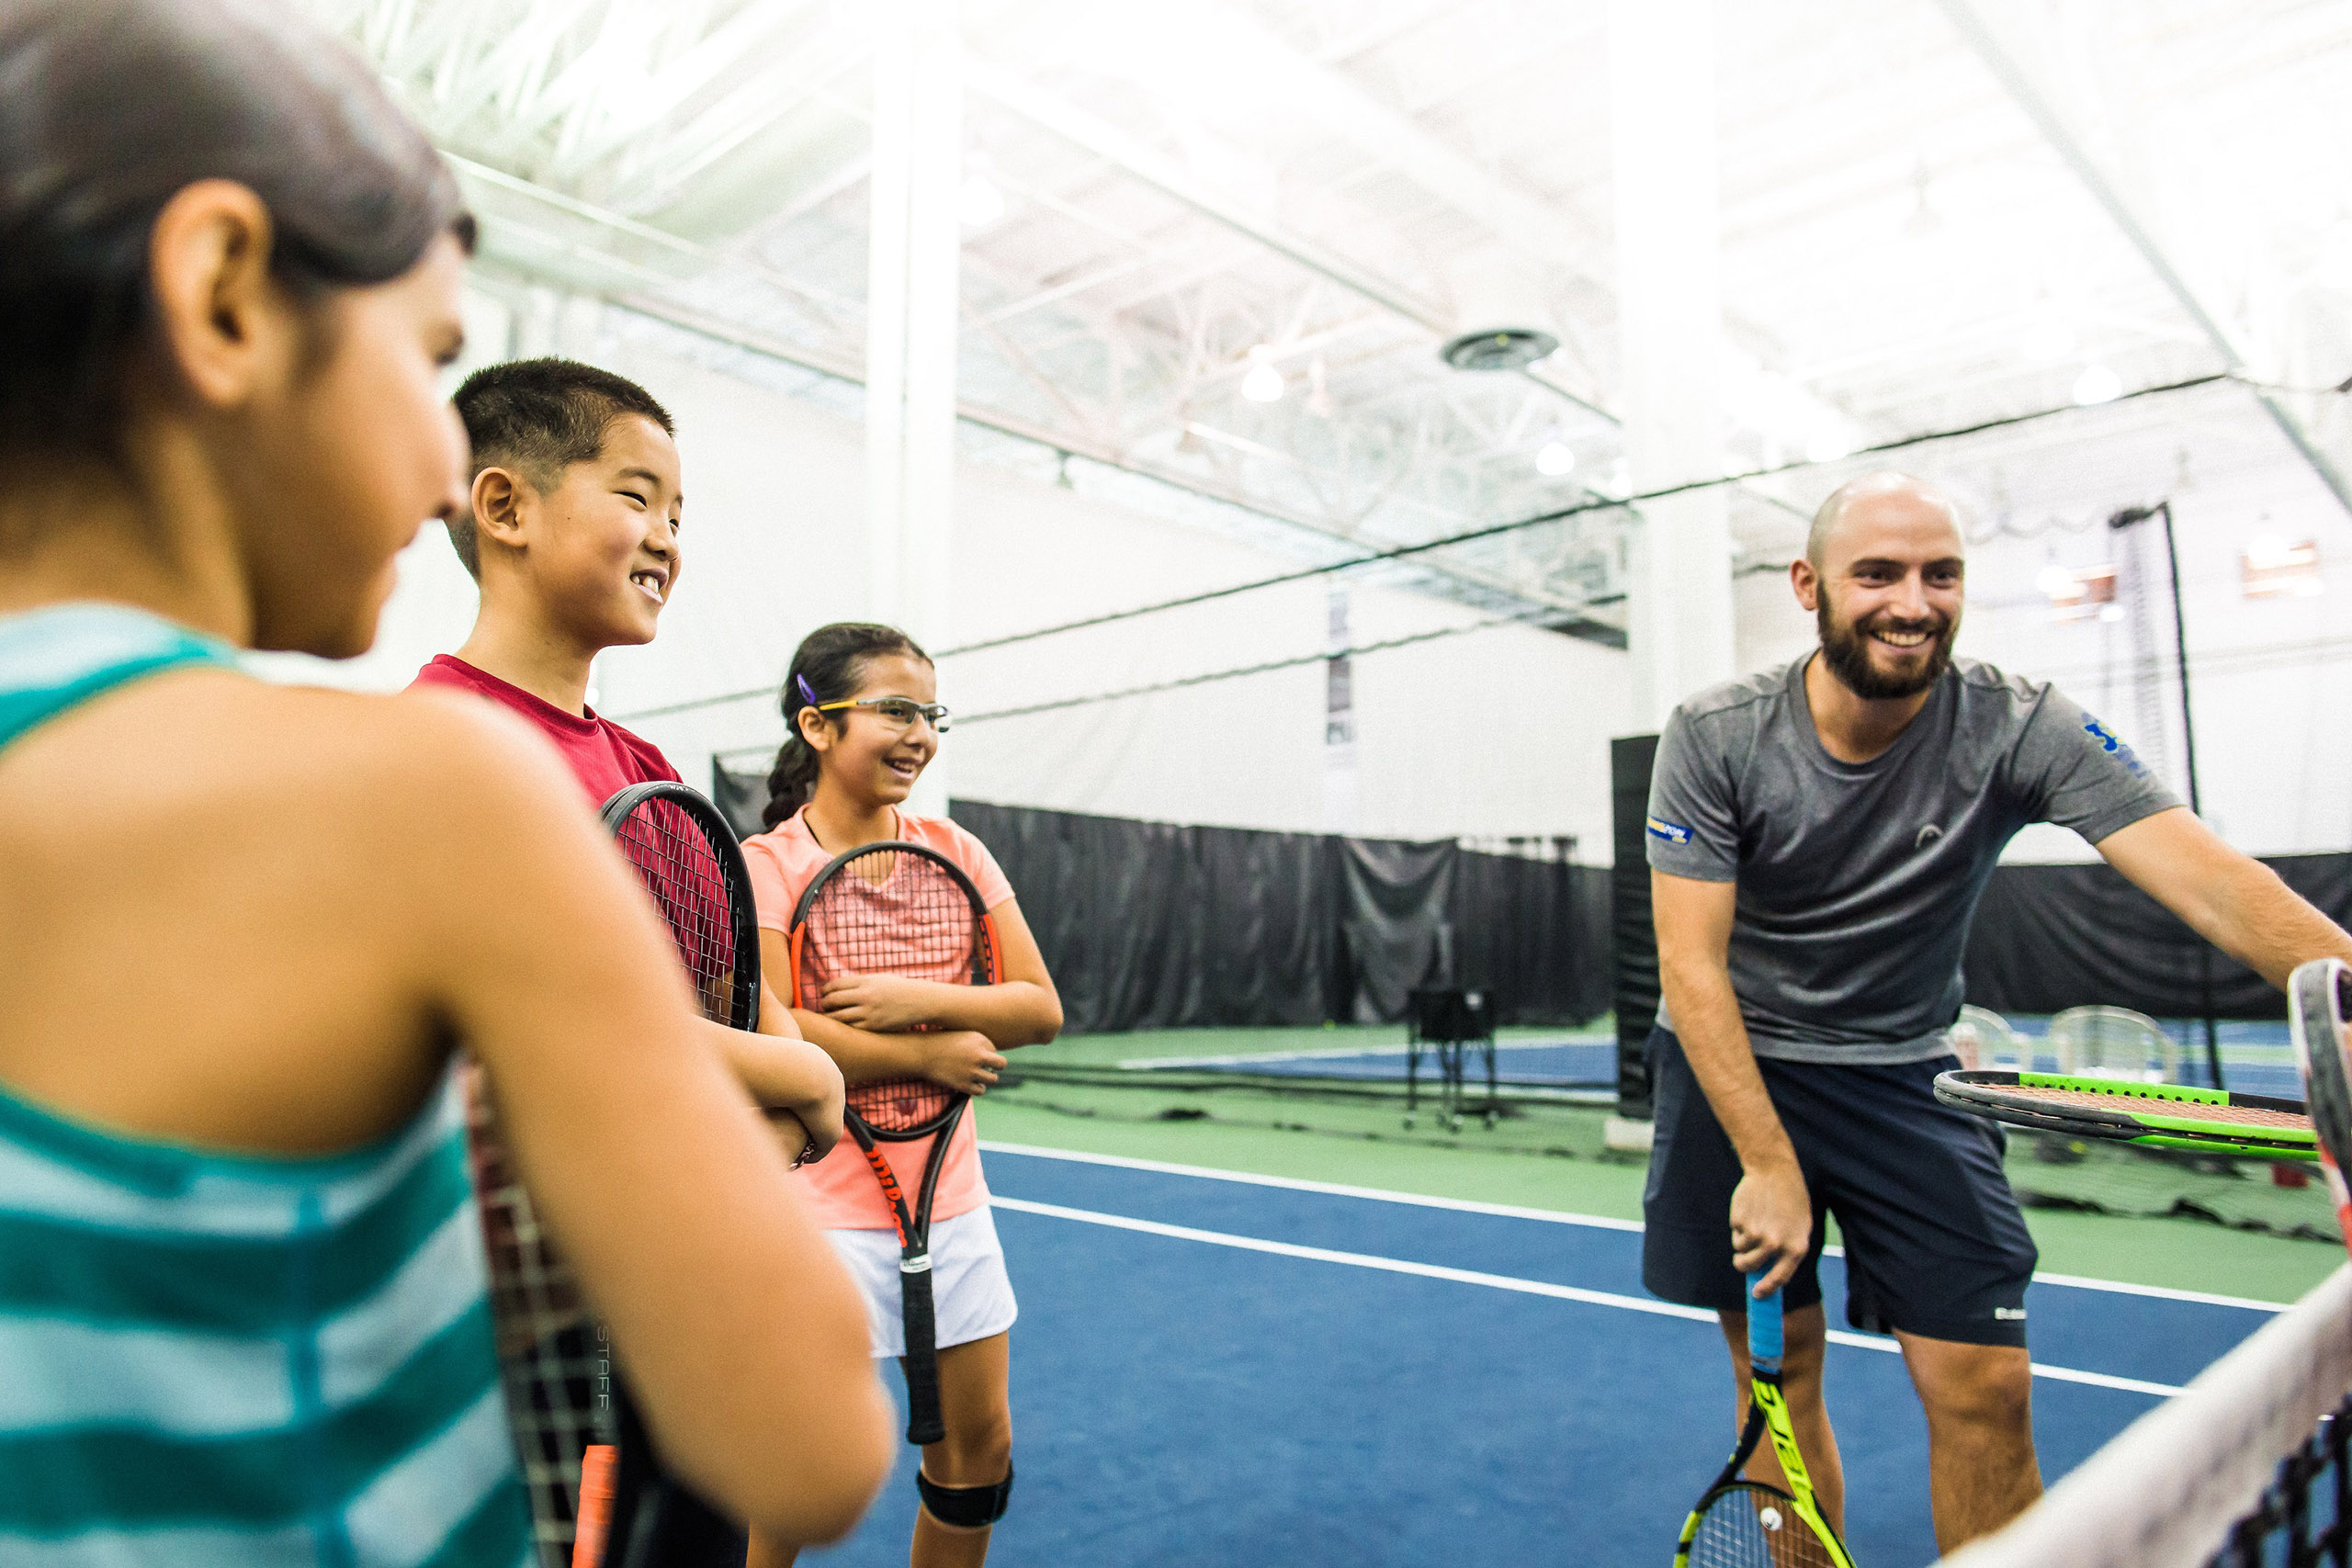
left=760, top=622, right=932, bottom=829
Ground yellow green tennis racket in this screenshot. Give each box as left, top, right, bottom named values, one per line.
left=1672, top=1273, right=1855, bottom=1567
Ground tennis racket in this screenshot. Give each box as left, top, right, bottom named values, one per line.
left=2290, top=958, right=2352, bottom=1254
left=1932, top=1069, right=2316, bottom=1161
left=1674, top=1276, right=1855, bottom=1568
left=789, top=839, right=1001, bottom=1447
left=593, top=781, right=763, bottom=1568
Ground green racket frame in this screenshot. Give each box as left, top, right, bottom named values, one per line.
left=1933, top=1069, right=2315, bottom=1160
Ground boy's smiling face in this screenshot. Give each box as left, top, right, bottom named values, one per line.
left=520, top=412, right=684, bottom=649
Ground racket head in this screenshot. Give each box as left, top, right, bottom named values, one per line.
left=2290, top=958, right=2352, bottom=1244
left=1934, top=1068, right=2317, bottom=1159
left=599, top=783, right=761, bottom=1029
left=790, top=839, right=998, bottom=1140
left=1678, top=1481, right=1848, bottom=1568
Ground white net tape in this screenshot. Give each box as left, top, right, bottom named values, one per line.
left=1939, top=1264, right=2352, bottom=1568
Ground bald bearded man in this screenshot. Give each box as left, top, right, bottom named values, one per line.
left=1642, top=471, right=2352, bottom=1551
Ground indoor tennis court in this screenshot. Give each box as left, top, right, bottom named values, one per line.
left=11, top=2, right=2352, bottom=1567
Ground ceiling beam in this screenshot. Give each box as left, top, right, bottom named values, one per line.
left=1935, top=0, right=2352, bottom=518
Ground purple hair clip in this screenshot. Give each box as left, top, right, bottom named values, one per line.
left=796, top=674, right=819, bottom=710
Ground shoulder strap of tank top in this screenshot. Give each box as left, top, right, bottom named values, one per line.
left=0, top=603, right=236, bottom=754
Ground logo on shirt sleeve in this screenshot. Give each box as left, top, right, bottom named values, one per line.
left=1645, top=817, right=1694, bottom=846
left=2082, top=716, right=2149, bottom=778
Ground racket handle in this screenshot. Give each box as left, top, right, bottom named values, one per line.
left=572, top=1444, right=616, bottom=1568
left=899, top=1258, right=946, bottom=1446
left=1746, top=1269, right=1783, bottom=1370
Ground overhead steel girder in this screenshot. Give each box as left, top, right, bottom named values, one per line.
left=1935, top=0, right=2352, bottom=518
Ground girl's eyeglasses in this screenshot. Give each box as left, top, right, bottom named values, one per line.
left=813, top=695, right=952, bottom=734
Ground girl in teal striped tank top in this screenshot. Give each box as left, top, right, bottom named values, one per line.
left=0, top=4, right=892, bottom=1563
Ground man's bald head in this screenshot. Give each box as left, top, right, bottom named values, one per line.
left=1807, top=472, right=1963, bottom=567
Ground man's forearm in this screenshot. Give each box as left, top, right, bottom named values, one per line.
left=2209, top=859, right=2352, bottom=989
left=1663, top=956, right=1799, bottom=1173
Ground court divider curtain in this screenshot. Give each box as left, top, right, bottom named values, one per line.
left=711, top=761, right=1613, bottom=1033
left=1610, top=736, right=1662, bottom=1120
left=1961, top=852, right=2352, bottom=1019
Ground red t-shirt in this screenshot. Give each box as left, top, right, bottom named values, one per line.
left=407, top=655, right=678, bottom=804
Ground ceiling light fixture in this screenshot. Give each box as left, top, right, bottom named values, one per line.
left=1903, top=155, right=1944, bottom=240
left=1240, top=345, right=1283, bottom=404
left=2072, top=364, right=2123, bottom=405
left=957, top=173, right=1006, bottom=230
left=2243, top=532, right=2323, bottom=598
left=1535, top=440, right=1577, bottom=477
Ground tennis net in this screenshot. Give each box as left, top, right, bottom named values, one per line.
left=1940, top=1263, right=2352, bottom=1568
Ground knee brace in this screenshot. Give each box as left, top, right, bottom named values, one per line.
left=916, top=1461, right=1013, bottom=1529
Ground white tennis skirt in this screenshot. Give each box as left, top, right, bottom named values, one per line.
left=824, top=1203, right=1019, bottom=1359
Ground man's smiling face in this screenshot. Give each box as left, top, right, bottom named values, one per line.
left=1797, top=476, right=1966, bottom=701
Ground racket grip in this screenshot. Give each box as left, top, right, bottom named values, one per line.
left=572, top=1444, right=616, bottom=1568
left=899, top=1260, right=946, bottom=1446
left=1745, top=1269, right=1783, bottom=1369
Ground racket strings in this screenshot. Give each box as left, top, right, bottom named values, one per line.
left=613, top=798, right=744, bottom=1027
left=481, top=792, right=746, bottom=1557
left=1997, top=1083, right=2312, bottom=1129
left=1687, top=1483, right=1847, bottom=1568
left=800, top=848, right=986, bottom=1134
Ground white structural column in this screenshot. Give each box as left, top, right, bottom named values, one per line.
left=1609, top=0, right=1736, bottom=731
left=866, top=0, right=963, bottom=812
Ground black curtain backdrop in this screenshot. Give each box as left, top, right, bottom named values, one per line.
left=1611, top=735, right=1662, bottom=1118
left=1962, top=852, right=2352, bottom=1019
left=711, top=761, right=1611, bottom=1034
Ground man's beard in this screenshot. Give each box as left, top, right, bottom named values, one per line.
left=1817, top=596, right=1958, bottom=699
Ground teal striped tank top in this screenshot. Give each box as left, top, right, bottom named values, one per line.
left=0, top=604, right=532, bottom=1566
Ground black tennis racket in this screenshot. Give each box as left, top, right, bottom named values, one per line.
left=591, top=781, right=762, bottom=1568
left=2290, top=958, right=2352, bottom=1256
left=788, top=839, right=1001, bottom=1447
left=1674, top=1276, right=1854, bottom=1567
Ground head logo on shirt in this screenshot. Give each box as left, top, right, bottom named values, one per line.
left=2082, top=716, right=2150, bottom=779
left=1646, top=816, right=1694, bottom=847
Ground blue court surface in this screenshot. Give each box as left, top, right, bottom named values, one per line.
left=805, top=1144, right=2285, bottom=1568
left=1126, top=1018, right=2304, bottom=1100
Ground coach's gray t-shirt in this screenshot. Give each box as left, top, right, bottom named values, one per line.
left=1645, top=654, right=2177, bottom=1063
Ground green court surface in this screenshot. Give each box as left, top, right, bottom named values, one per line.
left=985, top=1024, right=2345, bottom=1306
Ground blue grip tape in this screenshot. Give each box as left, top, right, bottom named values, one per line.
left=1746, top=1270, right=1783, bottom=1367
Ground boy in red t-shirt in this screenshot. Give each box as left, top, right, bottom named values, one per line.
left=409, top=357, right=848, bottom=1566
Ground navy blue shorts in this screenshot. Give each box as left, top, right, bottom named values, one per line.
left=1641, top=1026, right=2037, bottom=1348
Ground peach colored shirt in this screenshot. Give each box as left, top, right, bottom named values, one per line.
left=741, top=807, right=1014, bottom=1230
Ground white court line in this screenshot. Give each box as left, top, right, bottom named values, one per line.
left=981, top=1140, right=2293, bottom=1312
left=1123, top=1039, right=1611, bottom=1070
left=985, top=1139, right=1644, bottom=1232
left=991, top=1195, right=2186, bottom=1399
